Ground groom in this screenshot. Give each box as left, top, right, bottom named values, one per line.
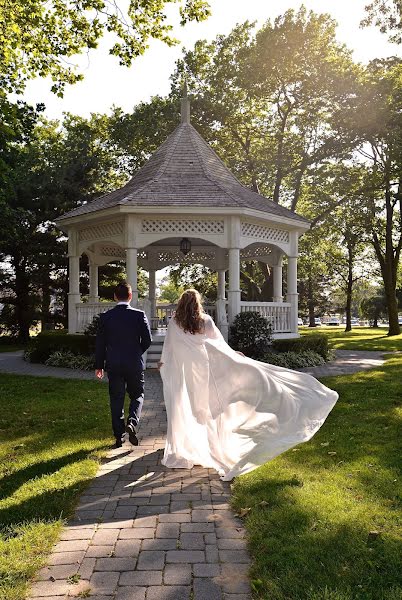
left=95, top=282, right=152, bottom=448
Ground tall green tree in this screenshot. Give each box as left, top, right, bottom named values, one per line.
left=362, top=0, right=402, bottom=44
left=350, top=58, right=402, bottom=335
left=0, top=0, right=211, bottom=95
left=171, top=8, right=359, bottom=212
left=0, top=108, right=125, bottom=339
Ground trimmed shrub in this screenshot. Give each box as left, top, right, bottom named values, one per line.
left=263, top=350, right=325, bottom=369
left=272, top=334, right=330, bottom=360
left=45, top=350, right=95, bottom=370
left=26, top=331, right=95, bottom=363
left=84, top=315, right=101, bottom=336
left=230, top=312, right=272, bottom=360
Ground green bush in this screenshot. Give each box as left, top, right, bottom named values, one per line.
left=26, top=331, right=95, bottom=363
left=263, top=350, right=325, bottom=369
left=45, top=350, right=95, bottom=370
left=230, top=312, right=272, bottom=359
left=272, top=334, right=330, bottom=360
left=84, top=315, right=101, bottom=336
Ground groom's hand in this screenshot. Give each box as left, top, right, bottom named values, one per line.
left=95, top=369, right=104, bottom=379
left=157, top=361, right=164, bottom=369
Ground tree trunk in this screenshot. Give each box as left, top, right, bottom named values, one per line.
left=344, top=241, right=354, bottom=333
left=372, top=235, right=401, bottom=337
left=273, top=106, right=290, bottom=203
left=384, top=278, right=400, bottom=336
left=41, top=277, right=51, bottom=330
left=258, top=262, right=273, bottom=301
left=13, top=255, right=31, bottom=342
left=307, top=275, right=316, bottom=327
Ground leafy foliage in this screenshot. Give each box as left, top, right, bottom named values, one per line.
left=229, top=312, right=272, bottom=360
left=272, top=334, right=330, bottom=360
left=362, top=0, right=402, bottom=44
left=45, top=350, right=95, bottom=370
left=0, top=0, right=211, bottom=95
left=263, top=350, right=325, bottom=369
left=84, top=315, right=101, bottom=337
left=26, top=332, right=95, bottom=363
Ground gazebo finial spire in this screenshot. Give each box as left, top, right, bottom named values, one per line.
left=181, top=79, right=190, bottom=124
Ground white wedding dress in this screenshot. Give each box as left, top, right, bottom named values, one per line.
left=160, top=314, right=338, bottom=481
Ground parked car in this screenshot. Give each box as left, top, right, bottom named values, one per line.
left=327, top=317, right=340, bottom=326
left=350, top=318, right=360, bottom=326
left=314, top=317, right=322, bottom=326
left=298, top=318, right=303, bottom=326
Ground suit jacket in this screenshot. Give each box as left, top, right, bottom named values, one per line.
left=95, top=305, right=152, bottom=372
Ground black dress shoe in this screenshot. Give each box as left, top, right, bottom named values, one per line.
left=113, top=438, right=124, bottom=449
left=126, top=422, right=139, bottom=446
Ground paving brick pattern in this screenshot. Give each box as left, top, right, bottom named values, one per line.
left=28, top=372, right=252, bottom=600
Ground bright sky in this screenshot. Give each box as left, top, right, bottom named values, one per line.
left=22, top=0, right=400, bottom=121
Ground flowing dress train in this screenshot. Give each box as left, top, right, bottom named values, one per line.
left=159, top=315, right=338, bottom=480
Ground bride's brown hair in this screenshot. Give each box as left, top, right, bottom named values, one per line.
left=174, top=289, right=205, bottom=334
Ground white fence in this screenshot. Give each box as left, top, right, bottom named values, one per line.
left=240, top=302, right=292, bottom=333
left=75, top=300, right=291, bottom=334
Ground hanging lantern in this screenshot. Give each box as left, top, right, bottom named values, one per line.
left=180, top=237, right=191, bottom=255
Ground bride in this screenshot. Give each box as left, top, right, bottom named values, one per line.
left=158, top=289, right=338, bottom=481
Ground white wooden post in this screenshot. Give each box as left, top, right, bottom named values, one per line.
left=88, top=261, right=99, bottom=302
left=228, top=217, right=241, bottom=325
left=287, top=256, right=298, bottom=335
left=126, top=248, right=138, bottom=307
left=217, top=270, right=226, bottom=300
left=272, top=263, right=283, bottom=303
left=228, top=248, right=241, bottom=324
left=68, top=230, right=80, bottom=334
left=149, top=269, right=156, bottom=321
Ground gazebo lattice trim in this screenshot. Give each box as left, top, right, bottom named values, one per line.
left=141, top=218, right=224, bottom=234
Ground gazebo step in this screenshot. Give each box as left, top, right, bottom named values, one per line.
left=146, top=338, right=164, bottom=369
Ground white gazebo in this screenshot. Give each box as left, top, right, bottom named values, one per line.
left=56, top=92, right=309, bottom=342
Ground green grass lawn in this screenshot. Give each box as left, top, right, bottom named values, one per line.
left=301, top=326, right=402, bottom=352
left=0, top=374, right=112, bottom=600
left=232, top=353, right=402, bottom=600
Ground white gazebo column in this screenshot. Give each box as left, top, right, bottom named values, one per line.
left=126, top=248, right=138, bottom=306
left=88, top=261, right=99, bottom=302
left=228, top=248, right=241, bottom=324
left=272, top=262, right=283, bottom=302
left=286, top=256, right=298, bottom=334
left=217, top=269, right=226, bottom=300
left=68, top=230, right=80, bottom=334
left=148, top=268, right=156, bottom=321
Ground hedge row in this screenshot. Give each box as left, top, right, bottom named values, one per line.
left=27, top=331, right=95, bottom=363
left=272, top=334, right=329, bottom=359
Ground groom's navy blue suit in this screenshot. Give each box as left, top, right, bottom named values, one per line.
left=95, top=304, right=152, bottom=440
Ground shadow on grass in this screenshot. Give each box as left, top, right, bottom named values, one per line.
left=0, top=449, right=107, bottom=502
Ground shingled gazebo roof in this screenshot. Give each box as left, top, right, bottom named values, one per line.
left=58, top=94, right=308, bottom=224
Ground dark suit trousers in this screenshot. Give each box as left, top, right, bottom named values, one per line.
left=107, top=369, right=145, bottom=439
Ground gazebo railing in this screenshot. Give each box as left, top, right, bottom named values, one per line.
left=76, top=302, right=115, bottom=333
left=154, top=303, right=216, bottom=330
left=75, top=301, right=291, bottom=334
left=76, top=300, right=146, bottom=332
left=240, top=302, right=292, bottom=333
